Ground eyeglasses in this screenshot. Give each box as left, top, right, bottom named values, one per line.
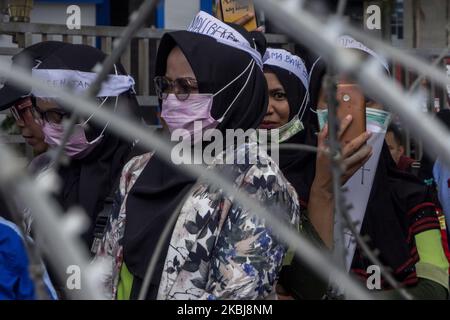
left=153, top=76, right=198, bottom=101
left=10, top=98, right=42, bottom=124
left=14, top=96, right=70, bottom=126
left=33, top=103, right=70, bottom=126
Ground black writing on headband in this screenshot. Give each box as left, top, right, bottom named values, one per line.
left=43, top=78, right=91, bottom=90
left=269, top=51, right=307, bottom=77
left=189, top=16, right=240, bottom=43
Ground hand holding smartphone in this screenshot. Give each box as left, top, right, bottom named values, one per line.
left=336, top=84, right=366, bottom=144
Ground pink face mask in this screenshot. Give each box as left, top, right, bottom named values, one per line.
left=161, top=94, right=219, bottom=141
left=43, top=122, right=103, bottom=159
left=41, top=96, right=117, bottom=159
left=161, top=60, right=256, bottom=142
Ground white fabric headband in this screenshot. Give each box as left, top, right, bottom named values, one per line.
left=187, top=11, right=263, bottom=69
left=263, top=48, right=309, bottom=90
left=31, top=69, right=135, bottom=97
left=338, top=35, right=390, bottom=73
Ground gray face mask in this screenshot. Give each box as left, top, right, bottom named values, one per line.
left=274, top=114, right=304, bottom=143
left=257, top=90, right=310, bottom=144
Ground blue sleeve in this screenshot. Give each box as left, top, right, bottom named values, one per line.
left=433, top=161, right=440, bottom=186
left=0, top=219, right=57, bottom=300
left=0, top=222, right=35, bottom=300
left=433, top=160, right=450, bottom=234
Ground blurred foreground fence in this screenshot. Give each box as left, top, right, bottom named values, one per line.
left=1, top=22, right=447, bottom=161
left=0, top=22, right=292, bottom=159
left=2, top=0, right=450, bottom=300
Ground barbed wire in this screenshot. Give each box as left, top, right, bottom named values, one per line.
left=408, top=40, right=450, bottom=94
left=343, top=23, right=450, bottom=91
left=1, top=0, right=450, bottom=300
left=0, top=191, right=49, bottom=300
left=254, top=0, right=450, bottom=187
left=338, top=194, right=414, bottom=299
left=254, top=0, right=450, bottom=299
left=323, top=70, right=411, bottom=300
left=271, top=140, right=417, bottom=299
left=0, top=58, right=373, bottom=299
left=336, top=0, right=348, bottom=18
left=271, top=141, right=417, bottom=299
left=0, top=140, right=104, bottom=299
left=50, top=0, right=160, bottom=173
left=4, top=0, right=160, bottom=299
left=138, top=185, right=196, bottom=300
left=323, top=71, right=350, bottom=296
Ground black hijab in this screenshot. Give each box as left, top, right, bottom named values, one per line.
left=55, top=60, right=141, bottom=247
left=280, top=56, right=436, bottom=297
left=263, top=62, right=317, bottom=205
left=154, top=28, right=268, bottom=132
left=122, top=28, right=268, bottom=299
left=352, top=143, right=433, bottom=281
left=2, top=42, right=140, bottom=248
left=263, top=64, right=306, bottom=121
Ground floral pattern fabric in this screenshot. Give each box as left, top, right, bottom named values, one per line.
left=95, top=143, right=300, bottom=300
left=94, top=152, right=152, bottom=299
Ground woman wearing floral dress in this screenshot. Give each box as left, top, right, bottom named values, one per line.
left=95, top=12, right=300, bottom=300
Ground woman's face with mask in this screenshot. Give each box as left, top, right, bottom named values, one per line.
left=159, top=46, right=200, bottom=130
left=260, top=72, right=290, bottom=129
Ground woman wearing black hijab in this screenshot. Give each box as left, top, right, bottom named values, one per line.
left=282, top=37, right=449, bottom=299
left=95, top=11, right=299, bottom=300
left=260, top=48, right=373, bottom=298
left=55, top=86, right=141, bottom=248
left=261, top=50, right=316, bottom=206
left=0, top=41, right=141, bottom=249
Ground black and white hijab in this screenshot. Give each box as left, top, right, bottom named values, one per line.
left=3, top=41, right=140, bottom=247
left=122, top=11, right=269, bottom=299
left=262, top=48, right=315, bottom=205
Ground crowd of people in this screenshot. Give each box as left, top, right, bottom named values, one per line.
left=0, top=10, right=449, bottom=300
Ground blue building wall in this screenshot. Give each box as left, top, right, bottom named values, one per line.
left=35, top=0, right=110, bottom=25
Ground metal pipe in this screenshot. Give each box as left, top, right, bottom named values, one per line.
left=0, top=142, right=104, bottom=300
left=253, top=0, right=450, bottom=186
left=50, top=0, right=161, bottom=170
left=0, top=58, right=372, bottom=300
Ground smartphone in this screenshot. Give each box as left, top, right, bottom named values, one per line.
left=220, top=0, right=258, bottom=32
left=336, top=84, right=366, bottom=144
